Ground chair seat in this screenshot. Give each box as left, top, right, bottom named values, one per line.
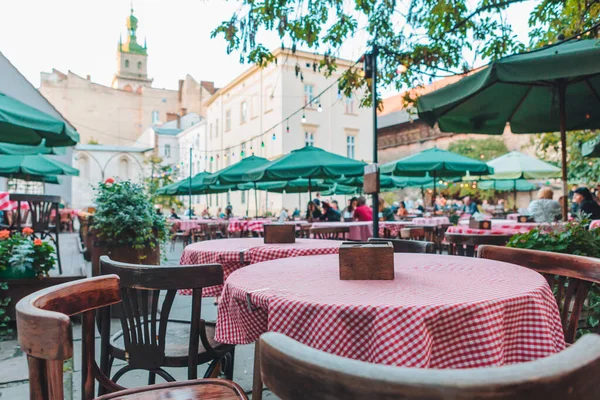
left=110, top=322, right=232, bottom=365
left=97, top=378, right=247, bottom=399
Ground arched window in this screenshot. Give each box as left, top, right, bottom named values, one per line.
left=125, top=59, right=130, bottom=68
left=137, top=61, right=142, bottom=70
left=136, top=86, right=143, bottom=94
left=123, top=84, right=132, bottom=92
left=119, top=157, right=129, bottom=180
left=77, top=155, right=89, bottom=181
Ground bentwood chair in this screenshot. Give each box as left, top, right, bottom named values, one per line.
left=311, top=226, right=349, bottom=240
left=259, top=332, right=600, bottom=400
left=16, top=275, right=247, bottom=400
left=478, top=245, right=600, bottom=344
left=99, top=257, right=236, bottom=392
left=445, top=233, right=513, bottom=257
left=368, top=238, right=435, bottom=254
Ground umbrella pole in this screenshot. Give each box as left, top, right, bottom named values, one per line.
left=309, top=178, right=312, bottom=203
left=559, top=80, right=568, bottom=221
left=298, top=192, right=301, bottom=211
left=432, top=171, right=437, bottom=209
left=254, top=182, right=258, bottom=218
left=513, top=180, right=517, bottom=211
left=246, top=190, right=249, bottom=217
left=188, top=148, right=193, bottom=218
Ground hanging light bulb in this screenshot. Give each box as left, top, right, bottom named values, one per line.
left=301, top=113, right=307, bottom=123
left=272, top=132, right=276, bottom=140
left=240, top=150, right=245, bottom=157
left=317, top=103, right=322, bottom=112
left=210, top=156, right=214, bottom=162
left=261, top=141, right=265, bottom=148
left=217, top=154, right=220, bottom=160
left=232, top=152, right=235, bottom=158
left=286, top=120, right=290, bottom=133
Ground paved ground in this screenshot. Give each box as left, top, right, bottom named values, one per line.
left=0, top=234, right=276, bottom=399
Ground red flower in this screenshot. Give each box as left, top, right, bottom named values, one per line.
left=22, top=227, right=34, bottom=236
left=0, top=230, right=9, bottom=240
left=33, top=238, right=43, bottom=246
left=105, top=177, right=115, bottom=184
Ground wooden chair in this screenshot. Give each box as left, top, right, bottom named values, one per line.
left=191, top=225, right=209, bottom=242
left=99, top=256, right=236, bottom=391
left=259, top=331, right=600, bottom=400
left=435, top=223, right=453, bottom=253
left=310, top=226, right=349, bottom=240
left=16, top=275, right=247, bottom=400
left=445, top=233, right=513, bottom=257
left=368, top=238, right=435, bottom=254
left=298, top=224, right=312, bottom=238
left=478, top=245, right=600, bottom=344
left=400, top=226, right=425, bottom=240
left=169, top=221, right=190, bottom=251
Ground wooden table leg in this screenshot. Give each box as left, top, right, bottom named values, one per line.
left=252, top=340, right=263, bottom=400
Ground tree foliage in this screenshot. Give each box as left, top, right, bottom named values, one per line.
left=447, top=137, right=508, bottom=161
left=530, top=131, right=600, bottom=184
left=212, top=0, right=600, bottom=105
left=145, top=155, right=183, bottom=210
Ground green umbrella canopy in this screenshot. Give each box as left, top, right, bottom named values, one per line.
left=482, top=151, right=561, bottom=180
left=0, top=172, right=61, bottom=184
left=244, top=146, right=367, bottom=182
left=380, top=148, right=492, bottom=177
left=582, top=136, right=600, bottom=158
left=335, top=175, right=411, bottom=190
left=203, top=155, right=270, bottom=184
left=157, top=172, right=236, bottom=196
left=417, top=39, right=600, bottom=134
left=0, top=92, right=79, bottom=146
left=0, top=139, right=67, bottom=155
left=477, top=179, right=538, bottom=192
left=0, top=154, right=78, bottom=176
left=321, top=184, right=361, bottom=196
left=239, top=178, right=334, bottom=194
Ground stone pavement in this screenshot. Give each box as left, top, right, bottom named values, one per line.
left=0, top=234, right=277, bottom=399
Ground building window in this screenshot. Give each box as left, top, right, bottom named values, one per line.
left=240, top=101, right=248, bottom=124
left=152, top=110, right=159, bottom=124
left=164, top=144, right=171, bottom=158
left=305, top=132, right=314, bottom=147
left=225, top=109, right=231, bottom=131
left=241, top=190, right=246, bottom=204
left=119, top=158, right=129, bottom=179
left=304, top=84, right=314, bottom=106
left=346, top=135, right=355, bottom=159
left=125, top=59, right=129, bottom=68
left=345, top=95, right=355, bottom=114
left=137, top=61, right=142, bottom=70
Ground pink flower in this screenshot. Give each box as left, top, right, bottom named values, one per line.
left=33, top=238, right=43, bottom=246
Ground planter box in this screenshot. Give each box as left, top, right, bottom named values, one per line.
left=91, top=240, right=160, bottom=277
left=1, top=275, right=84, bottom=321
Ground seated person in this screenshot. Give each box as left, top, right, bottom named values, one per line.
left=278, top=208, right=289, bottom=223
left=306, top=200, right=322, bottom=221
left=169, top=208, right=180, bottom=220
left=353, top=196, right=373, bottom=221
left=462, top=196, right=478, bottom=215
left=528, top=187, right=561, bottom=223
left=319, top=202, right=341, bottom=222
left=378, top=198, right=395, bottom=221
left=572, top=187, right=600, bottom=219
left=396, top=201, right=409, bottom=218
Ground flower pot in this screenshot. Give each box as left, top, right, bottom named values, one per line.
left=0, top=267, right=38, bottom=280
left=91, top=235, right=160, bottom=277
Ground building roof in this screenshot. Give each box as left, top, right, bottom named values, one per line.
left=119, top=8, right=147, bottom=56
left=378, top=109, right=415, bottom=129
left=76, top=144, right=153, bottom=153
left=154, top=112, right=202, bottom=135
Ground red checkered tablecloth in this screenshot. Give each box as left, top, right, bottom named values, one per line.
left=378, top=221, right=411, bottom=237
left=179, top=238, right=341, bottom=296
left=216, top=254, right=565, bottom=368
left=227, top=218, right=270, bottom=233
left=0, top=192, right=30, bottom=211
left=446, top=226, right=525, bottom=235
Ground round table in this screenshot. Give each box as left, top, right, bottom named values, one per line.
left=180, top=238, right=342, bottom=296
left=412, top=216, right=450, bottom=225
left=216, top=254, right=564, bottom=368
left=310, top=221, right=373, bottom=241
left=447, top=225, right=531, bottom=235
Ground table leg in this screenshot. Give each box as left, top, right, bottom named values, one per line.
left=252, top=341, right=263, bottom=400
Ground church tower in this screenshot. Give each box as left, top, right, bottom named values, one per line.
left=112, top=8, right=153, bottom=92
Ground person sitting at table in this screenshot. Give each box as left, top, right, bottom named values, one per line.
left=572, top=187, right=600, bottom=219
left=353, top=196, right=372, bottom=222
left=462, top=196, right=478, bottom=215
left=396, top=201, right=409, bottom=218
left=378, top=198, right=395, bottom=221
left=528, top=187, right=561, bottom=223
left=319, top=201, right=341, bottom=222
left=169, top=208, right=180, bottom=220
left=342, top=197, right=358, bottom=220
left=306, top=200, right=322, bottom=222
left=217, top=207, right=226, bottom=219
left=331, top=200, right=339, bottom=211
left=278, top=207, right=289, bottom=223
left=201, top=208, right=210, bottom=218
left=292, top=208, right=300, bottom=218
left=225, top=206, right=233, bottom=219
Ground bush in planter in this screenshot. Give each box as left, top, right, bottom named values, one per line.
left=507, top=216, right=600, bottom=337
left=92, top=179, right=168, bottom=263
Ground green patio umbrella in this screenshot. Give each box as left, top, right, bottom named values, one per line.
left=203, top=156, right=271, bottom=217
left=0, top=154, right=79, bottom=176
left=417, top=38, right=600, bottom=219
left=157, top=173, right=235, bottom=196
left=239, top=178, right=334, bottom=194
left=321, top=184, right=361, bottom=196
left=245, top=146, right=367, bottom=202
left=0, top=92, right=79, bottom=146
left=477, top=179, right=537, bottom=192
left=0, top=172, right=61, bottom=184
left=335, top=175, right=411, bottom=191
left=0, top=140, right=67, bottom=155
left=582, top=136, right=600, bottom=158
left=380, top=148, right=492, bottom=205
left=483, top=151, right=561, bottom=180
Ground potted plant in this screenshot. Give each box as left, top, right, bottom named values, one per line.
left=507, top=215, right=600, bottom=337
left=91, top=179, right=168, bottom=275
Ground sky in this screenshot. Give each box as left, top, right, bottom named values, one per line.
left=0, top=0, right=536, bottom=93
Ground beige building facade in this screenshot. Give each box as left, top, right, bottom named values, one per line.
left=204, top=48, right=373, bottom=216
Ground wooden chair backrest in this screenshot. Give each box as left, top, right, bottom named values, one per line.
left=445, top=233, right=513, bottom=257
left=368, top=238, right=435, bottom=253
left=16, top=276, right=122, bottom=400
left=99, top=256, right=223, bottom=373
left=311, top=226, right=349, bottom=239
left=478, top=245, right=600, bottom=344
left=10, top=194, right=60, bottom=233
left=260, top=332, right=600, bottom=400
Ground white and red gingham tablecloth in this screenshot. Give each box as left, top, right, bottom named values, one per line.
left=411, top=216, right=450, bottom=225
left=446, top=225, right=526, bottom=236
left=310, top=221, right=373, bottom=241
left=216, top=253, right=565, bottom=368
left=590, top=219, right=600, bottom=230
left=0, top=192, right=30, bottom=211
left=179, top=238, right=341, bottom=297
left=169, top=219, right=211, bottom=231
left=227, top=218, right=271, bottom=233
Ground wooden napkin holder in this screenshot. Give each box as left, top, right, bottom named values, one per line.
left=469, top=219, right=491, bottom=229
left=517, top=215, right=534, bottom=223
left=339, top=242, right=394, bottom=280
left=263, top=224, right=296, bottom=244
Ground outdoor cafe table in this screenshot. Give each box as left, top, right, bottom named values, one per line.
left=227, top=218, right=271, bottom=234
left=447, top=225, right=533, bottom=236
left=216, top=253, right=564, bottom=370
left=310, top=221, right=373, bottom=241
left=411, top=216, right=450, bottom=225
left=179, top=238, right=341, bottom=296
left=168, top=219, right=210, bottom=231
